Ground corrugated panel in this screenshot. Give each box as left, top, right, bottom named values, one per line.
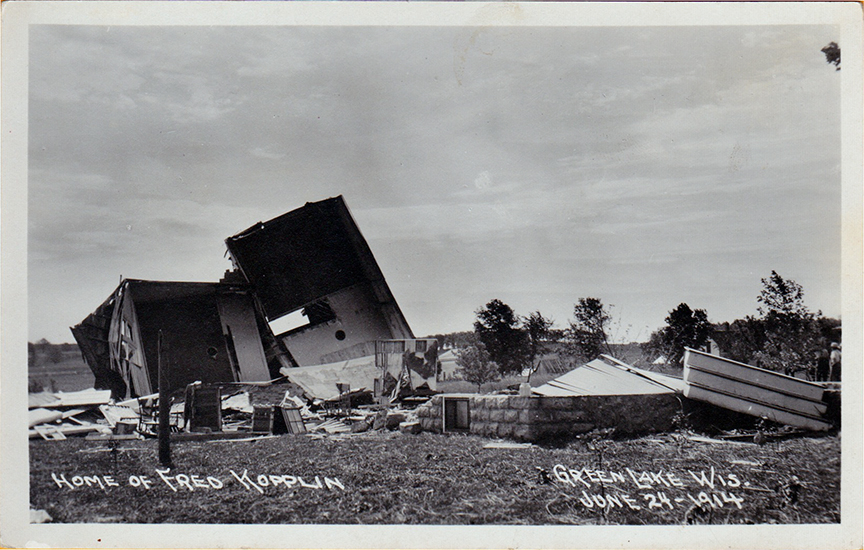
left=683, top=349, right=831, bottom=431
left=534, top=359, right=680, bottom=396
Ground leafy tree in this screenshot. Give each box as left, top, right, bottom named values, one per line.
left=455, top=338, right=500, bottom=392
left=474, top=299, right=530, bottom=375
left=47, top=345, right=64, bottom=364
left=644, top=303, right=711, bottom=368
left=753, top=271, right=817, bottom=374
left=523, top=311, right=557, bottom=384
left=757, top=270, right=810, bottom=319
left=524, top=311, right=555, bottom=366
left=821, top=42, right=840, bottom=70
left=424, top=331, right=474, bottom=350
left=566, top=298, right=612, bottom=362
left=714, top=317, right=767, bottom=365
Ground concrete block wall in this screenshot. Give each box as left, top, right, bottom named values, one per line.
left=416, top=393, right=681, bottom=442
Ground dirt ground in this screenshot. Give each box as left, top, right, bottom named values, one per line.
left=30, top=429, right=840, bottom=525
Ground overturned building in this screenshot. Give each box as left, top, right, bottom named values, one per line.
left=71, top=280, right=284, bottom=399
left=73, top=196, right=422, bottom=400
left=225, top=196, right=414, bottom=367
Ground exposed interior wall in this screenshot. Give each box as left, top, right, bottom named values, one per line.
left=134, top=292, right=237, bottom=392
left=225, top=196, right=414, bottom=367
left=417, top=394, right=681, bottom=442
left=278, top=284, right=398, bottom=366
left=216, top=291, right=272, bottom=382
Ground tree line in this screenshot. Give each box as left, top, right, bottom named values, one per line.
left=447, top=270, right=840, bottom=390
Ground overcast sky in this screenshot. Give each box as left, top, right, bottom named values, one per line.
left=28, top=23, right=841, bottom=344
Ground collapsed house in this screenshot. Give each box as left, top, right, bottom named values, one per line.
left=71, top=280, right=286, bottom=399
left=72, top=196, right=428, bottom=403
left=65, top=195, right=838, bottom=442
left=224, top=196, right=414, bottom=367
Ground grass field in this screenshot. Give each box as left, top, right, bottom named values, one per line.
left=28, top=349, right=94, bottom=393
left=30, top=430, right=839, bottom=525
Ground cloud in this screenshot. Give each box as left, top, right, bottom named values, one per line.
left=26, top=24, right=842, bottom=342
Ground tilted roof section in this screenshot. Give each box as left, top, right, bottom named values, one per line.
left=224, top=196, right=412, bottom=335
left=533, top=357, right=684, bottom=397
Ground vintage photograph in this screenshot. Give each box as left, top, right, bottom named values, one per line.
left=2, top=2, right=861, bottom=548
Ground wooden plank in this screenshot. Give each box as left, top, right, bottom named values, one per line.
left=685, top=368, right=827, bottom=416
left=29, top=408, right=63, bottom=428
left=34, top=425, right=64, bottom=440
left=684, top=349, right=824, bottom=402
left=683, top=385, right=832, bottom=431
left=251, top=406, right=274, bottom=434
left=686, top=435, right=754, bottom=446
left=217, top=293, right=271, bottom=382
left=281, top=407, right=307, bottom=435
left=170, top=431, right=263, bottom=442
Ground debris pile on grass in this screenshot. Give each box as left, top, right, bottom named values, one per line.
left=28, top=383, right=426, bottom=442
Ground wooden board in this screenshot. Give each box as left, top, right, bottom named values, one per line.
left=683, top=385, right=832, bottom=432
left=685, top=368, right=827, bottom=417
left=280, top=407, right=307, bottom=435
left=684, top=349, right=824, bottom=402
left=251, top=406, right=274, bottom=434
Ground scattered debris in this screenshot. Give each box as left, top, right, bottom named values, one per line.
left=780, top=476, right=802, bottom=506
left=729, top=459, right=762, bottom=466
left=686, top=435, right=755, bottom=446
left=399, top=421, right=422, bottom=435
left=222, top=392, right=253, bottom=414
left=30, top=508, right=53, bottom=524
left=28, top=408, right=63, bottom=428
left=536, top=467, right=553, bottom=484
left=309, top=418, right=351, bottom=434
left=205, top=434, right=280, bottom=443
left=98, top=404, right=138, bottom=428
left=483, top=441, right=535, bottom=449
left=740, top=485, right=775, bottom=494
left=684, top=503, right=713, bottom=525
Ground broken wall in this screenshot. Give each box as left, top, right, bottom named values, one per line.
left=72, top=280, right=274, bottom=399
left=225, top=196, right=413, bottom=366
left=279, top=285, right=398, bottom=366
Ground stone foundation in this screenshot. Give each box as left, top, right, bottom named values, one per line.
left=417, top=393, right=681, bottom=442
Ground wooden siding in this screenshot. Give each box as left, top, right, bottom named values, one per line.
left=683, top=348, right=831, bottom=431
